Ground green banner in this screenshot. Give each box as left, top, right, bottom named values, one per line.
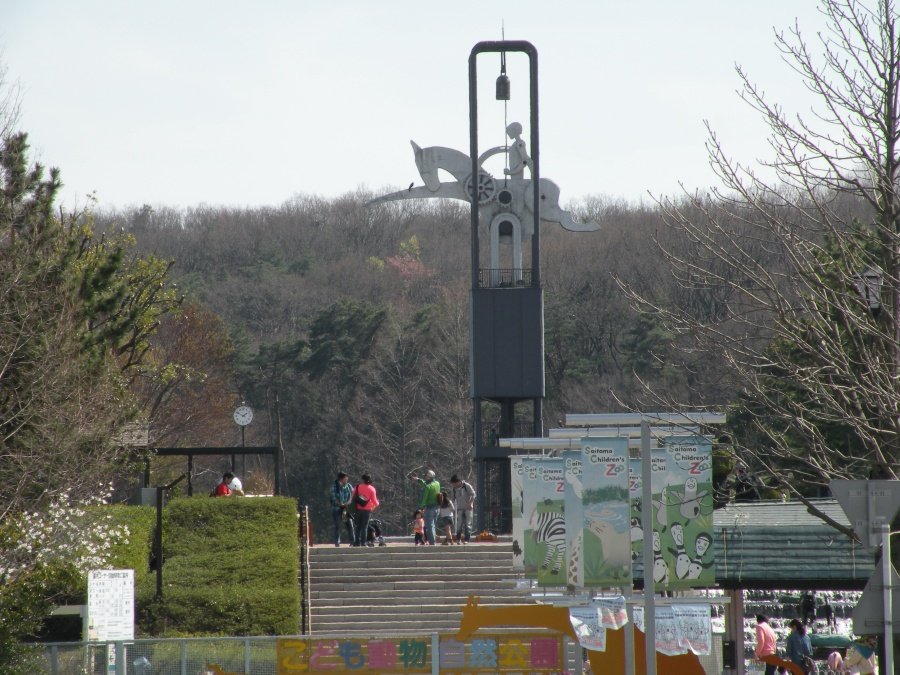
left=563, top=449, right=584, bottom=587
left=519, top=458, right=543, bottom=579
left=580, top=438, right=631, bottom=587
left=660, top=435, right=715, bottom=588
left=511, top=457, right=526, bottom=573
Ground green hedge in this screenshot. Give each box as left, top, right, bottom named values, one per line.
left=137, top=497, right=300, bottom=636
left=104, top=504, right=156, bottom=588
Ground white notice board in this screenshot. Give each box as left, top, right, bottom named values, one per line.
left=87, top=569, right=134, bottom=642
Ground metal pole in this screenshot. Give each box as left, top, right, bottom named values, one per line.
left=299, top=505, right=311, bottom=634
left=115, top=642, right=125, bottom=675
left=240, top=425, right=245, bottom=477
left=155, top=485, right=164, bottom=600
left=155, top=474, right=185, bottom=600
left=640, top=420, right=657, bottom=675
left=623, top=589, right=636, bottom=675
left=881, top=523, right=894, bottom=674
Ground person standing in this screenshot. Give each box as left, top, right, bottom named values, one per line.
left=785, top=619, right=813, bottom=674
left=411, top=470, right=441, bottom=545
left=438, top=491, right=456, bottom=545
left=412, top=510, right=426, bottom=545
left=755, top=615, right=777, bottom=675
left=451, top=475, right=476, bottom=543
left=330, top=472, right=354, bottom=547
left=351, top=474, right=379, bottom=547
left=800, top=591, right=816, bottom=626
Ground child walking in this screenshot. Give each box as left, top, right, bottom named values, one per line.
left=438, top=490, right=456, bottom=544
left=413, top=509, right=426, bottom=545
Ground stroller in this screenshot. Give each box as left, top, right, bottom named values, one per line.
left=367, top=518, right=386, bottom=547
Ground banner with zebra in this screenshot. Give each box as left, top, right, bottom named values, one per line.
left=526, top=458, right=566, bottom=586
left=511, top=457, right=526, bottom=573
left=519, top=458, right=543, bottom=579
left=660, top=435, right=715, bottom=589
left=580, top=437, right=631, bottom=587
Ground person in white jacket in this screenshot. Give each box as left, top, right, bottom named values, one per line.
left=842, top=637, right=877, bottom=674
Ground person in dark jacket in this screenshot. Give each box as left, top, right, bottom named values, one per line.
left=785, top=619, right=812, bottom=673
left=330, top=472, right=354, bottom=546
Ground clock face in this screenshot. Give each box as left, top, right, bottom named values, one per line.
left=233, top=405, right=253, bottom=426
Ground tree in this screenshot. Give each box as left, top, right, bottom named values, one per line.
left=0, top=132, right=180, bottom=516
left=0, top=492, right=128, bottom=672
left=628, top=0, right=900, bottom=533
left=131, top=301, right=237, bottom=447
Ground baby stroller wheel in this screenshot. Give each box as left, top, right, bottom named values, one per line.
left=367, top=518, right=387, bottom=547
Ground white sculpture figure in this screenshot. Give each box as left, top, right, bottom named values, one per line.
left=367, top=124, right=599, bottom=236
left=503, top=122, right=532, bottom=180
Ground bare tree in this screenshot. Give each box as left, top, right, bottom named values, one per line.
left=0, top=56, right=21, bottom=141
left=626, top=0, right=900, bottom=534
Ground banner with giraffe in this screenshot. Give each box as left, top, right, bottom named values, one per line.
left=562, top=449, right=584, bottom=587
left=660, top=435, right=715, bottom=589
left=580, top=437, right=631, bottom=587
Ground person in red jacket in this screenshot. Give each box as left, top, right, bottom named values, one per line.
left=351, top=474, right=380, bottom=547
left=214, top=472, right=235, bottom=497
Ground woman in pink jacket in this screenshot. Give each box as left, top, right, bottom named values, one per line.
left=754, top=615, right=777, bottom=675
left=352, top=474, right=380, bottom=547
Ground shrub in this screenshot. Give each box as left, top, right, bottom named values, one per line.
left=137, top=496, right=299, bottom=636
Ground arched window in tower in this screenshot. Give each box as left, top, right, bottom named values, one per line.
left=490, top=212, right=522, bottom=287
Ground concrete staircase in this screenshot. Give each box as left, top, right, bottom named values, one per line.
left=307, top=540, right=538, bottom=635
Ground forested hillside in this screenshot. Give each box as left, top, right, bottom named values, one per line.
left=91, top=193, right=770, bottom=536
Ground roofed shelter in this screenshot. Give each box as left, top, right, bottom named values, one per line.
left=707, top=499, right=871, bottom=675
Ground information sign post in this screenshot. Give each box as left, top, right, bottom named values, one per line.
left=87, top=569, right=135, bottom=675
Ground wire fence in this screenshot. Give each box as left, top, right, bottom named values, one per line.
left=33, top=631, right=726, bottom=675
left=33, top=632, right=587, bottom=675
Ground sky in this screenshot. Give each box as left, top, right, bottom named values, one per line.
left=1, top=1, right=829, bottom=212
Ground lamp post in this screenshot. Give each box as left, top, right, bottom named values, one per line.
left=854, top=264, right=896, bottom=675
left=155, top=473, right=186, bottom=600
left=854, top=265, right=883, bottom=314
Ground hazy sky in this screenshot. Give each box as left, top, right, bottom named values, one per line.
left=2, top=1, right=827, bottom=211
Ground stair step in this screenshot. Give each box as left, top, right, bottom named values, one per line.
left=312, top=596, right=535, bottom=610
left=309, top=571, right=513, bottom=580
left=309, top=580, right=523, bottom=593
left=310, top=588, right=528, bottom=600
left=310, top=621, right=461, bottom=635
left=305, top=541, right=532, bottom=636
